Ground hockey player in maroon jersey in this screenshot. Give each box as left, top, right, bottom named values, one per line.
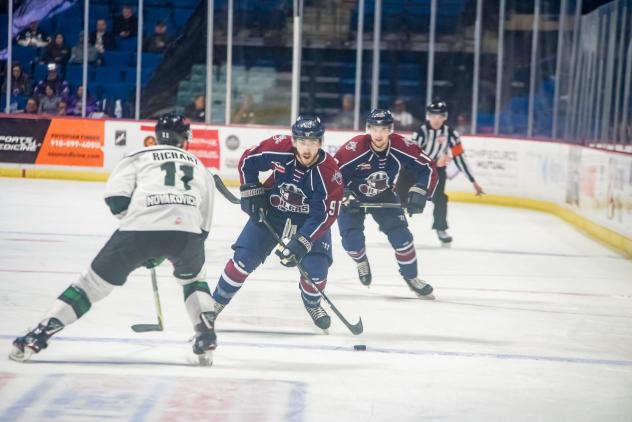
left=210, top=115, right=344, bottom=330
left=334, top=109, right=438, bottom=298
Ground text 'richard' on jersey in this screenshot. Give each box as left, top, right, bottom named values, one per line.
left=104, top=144, right=215, bottom=234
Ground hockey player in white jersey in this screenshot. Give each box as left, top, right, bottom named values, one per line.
left=10, top=113, right=218, bottom=365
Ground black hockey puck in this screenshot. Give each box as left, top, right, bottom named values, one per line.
left=353, top=344, right=366, bottom=351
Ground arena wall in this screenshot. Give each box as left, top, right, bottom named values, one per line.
left=1, top=115, right=630, bottom=257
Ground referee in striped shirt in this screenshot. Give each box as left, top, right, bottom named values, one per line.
left=397, top=101, right=484, bottom=245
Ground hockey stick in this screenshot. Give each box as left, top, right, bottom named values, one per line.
left=356, top=202, right=404, bottom=209
left=211, top=172, right=240, bottom=204
left=258, top=209, right=364, bottom=335
left=131, top=268, right=165, bottom=332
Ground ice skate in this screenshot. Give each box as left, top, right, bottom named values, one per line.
left=357, top=258, right=372, bottom=287
left=305, top=303, right=331, bottom=332
left=436, top=229, right=452, bottom=247
left=9, top=318, right=64, bottom=362
left=192, top=311, right=217, bottom=366
left=403, top=277, right=435, bottom=300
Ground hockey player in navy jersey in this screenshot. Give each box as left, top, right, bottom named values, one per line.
left=10, top=114, right=219, bottom=365
left=334, top=109, right=438, bottom=298
left=210, top=115, right=344, bottom=330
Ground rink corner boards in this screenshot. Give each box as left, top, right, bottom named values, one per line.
left=449, top=191, right=632, bottom=259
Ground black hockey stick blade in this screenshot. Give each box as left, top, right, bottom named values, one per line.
left=131, top=323, right=163, bottom=332
left=258, top=209, right=364, bottom=335
left=211, top=172, right=240, bottom=204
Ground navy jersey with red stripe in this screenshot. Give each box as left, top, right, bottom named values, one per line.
left=238, top=135, right=344, bottom=241
left=334, top=133, right=438, bottom=201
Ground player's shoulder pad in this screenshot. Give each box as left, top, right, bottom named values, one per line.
left=334, top=134, right=370, bottom=162
left=259, top=134, right=294, bottom=152
left=316, top=154, right=345, bottom=191
left=390, top=133, right=422, bottom=154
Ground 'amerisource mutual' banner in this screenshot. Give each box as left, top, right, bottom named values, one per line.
left=0, top=117, right=104, bottom=167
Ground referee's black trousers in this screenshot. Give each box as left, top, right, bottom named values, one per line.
left=396, top=165, right=449, bottom=231
left=432, top=166, right=449, bottom=231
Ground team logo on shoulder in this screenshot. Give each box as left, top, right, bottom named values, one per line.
left=273, top=135, right=286, bottom=144
left=403, top=138, right=417, bottom=147
left=270, top=183, right=310, bottom=213
left=345, top=141, right=358, bottom=151
left=359, top=171, right=390, bottom=197
left=271, top=161, right=286, bottom=173
left=331, top=171, right=343, bottom=185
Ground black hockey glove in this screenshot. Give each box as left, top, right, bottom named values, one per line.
left=275, top=233, right=312, bottom=267
left=341, top=189, right=362, bottom=214
left=240, top=182, right=267, bottom=220
left=406, top=186, right=428, bottom=216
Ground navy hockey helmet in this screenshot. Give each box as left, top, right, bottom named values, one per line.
left=426, top=101, right=448, bottom=117
left=155, top=113, right=191, bottom=147
left=366, top=108, right=394, bottom=133
left=291, top=114, right=325, bottom=143
left=366, top=109, right=394, bottom=126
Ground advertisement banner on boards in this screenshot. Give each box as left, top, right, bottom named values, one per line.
left=35, top=118, right=104, bottom=167
left=0, top=117, right=50, bottom=164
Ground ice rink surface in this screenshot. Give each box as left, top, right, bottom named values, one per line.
left=0, top=177, right=631, bottom=421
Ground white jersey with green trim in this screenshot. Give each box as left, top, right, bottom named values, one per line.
left=104, top=145, right=215, bottom=233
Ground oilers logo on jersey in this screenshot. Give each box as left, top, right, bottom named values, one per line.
left=270, top=183, right=310, bottom=213
left=359, top=171, right=390, bottom=197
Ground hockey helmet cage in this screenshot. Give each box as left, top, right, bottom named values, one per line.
left=155, top=113, right=191, bottom=147
left=291, top=114, right=325, bottom=143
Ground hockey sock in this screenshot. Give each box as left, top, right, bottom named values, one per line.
left=43, top=268, right=115, bottom=327
left=300, top=277, right=327, bottom=308
left=394, top=243, right=417, bottom=279
left=50, top=285, right=92, bottom=325
left=347, top=247, right=367, bottom=263
left=182, top=280, right=216, bottom=326
left=212, top=259, right=249, bottom=305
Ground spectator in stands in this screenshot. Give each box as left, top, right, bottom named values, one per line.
left=34, top=63, right=70, bottom=99
left=1, top=62, right=33, bottom=97
left=184, top=94, right=206, bottom=122
left=23, top=97, right=39, bottom=115
left=114, top=6, right=138, bottom=38
left=41, top=33, right=71, bottom=67
left=38, top=84, right=62, bottom=115
left=16, top=21, right=50, bottom=48
left=329, top=94, right=354, bottom=129
left=232, top=94, right=257, bottom=124
left=57, top=100, right=69, bottom=116
left=143, top=21, right=170, bottom=53
left=90, top=19, right=116, bottom=55
left=67, top=85, right=99, bottom=116
left=69, top=31, right=100, bottom=65
left=392, top=98, right=417, bottom=131
left=455, top=113, right=470, bottom=135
